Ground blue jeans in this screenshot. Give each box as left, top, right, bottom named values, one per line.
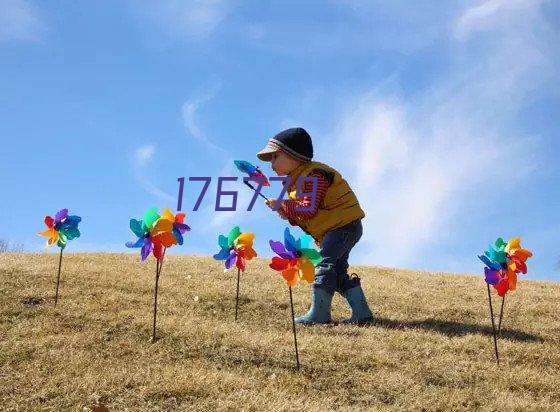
left=313, top=219, right=363, bottom=296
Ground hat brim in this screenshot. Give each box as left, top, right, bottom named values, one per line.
left=256, top=142, right=280, bottom=162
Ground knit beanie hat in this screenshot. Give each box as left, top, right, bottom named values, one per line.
left=256, top=127, right=313, bottom=162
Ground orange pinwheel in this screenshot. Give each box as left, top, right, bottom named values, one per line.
left=268, top=228, right=322, bottom=286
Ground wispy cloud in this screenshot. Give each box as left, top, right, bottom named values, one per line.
left=133, top=144, right=155, bottom=167
left=453, top=0, right=546, bottom=40
left=148, top=0, right=230, bottom=41
left=181, top=82, right=227, bottom=154
left=319, top=0, right=554, bottom=270
left=131, top=144, right=175, bottom=203
left=0, top=0, right=43, bottom=42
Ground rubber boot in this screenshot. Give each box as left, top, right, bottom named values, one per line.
left=294, top=287, right=333, bottom=325
left=342, top=275, right=374, bottom=324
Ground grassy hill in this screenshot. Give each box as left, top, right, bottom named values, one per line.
left=1, top=253, right=559, bottom=411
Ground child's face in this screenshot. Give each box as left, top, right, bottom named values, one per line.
left=270, top=151, right=301, bottom=175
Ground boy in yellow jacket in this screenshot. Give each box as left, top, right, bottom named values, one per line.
left=257, top=127, right=374, bottom=324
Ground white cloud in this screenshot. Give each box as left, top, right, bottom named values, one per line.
left=453, top=0, right=545, bottom=40
left=139, top=180, right=176, bottom=203
left=0, top=0, right=43, bottom=42
left=134, top=144, right=155, bottom=167
left=131, top=145, right=175, bottom=203
left=318, top=0, right=554, bottom=269
left=181, top=82, right=227, bottom=154
left=149, top=0, right=230, bottom=41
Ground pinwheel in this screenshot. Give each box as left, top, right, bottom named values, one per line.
left=213, top=226, right=257, bottom=321
left=478, top=236, right=533, bottom=364
left=126, top=207, right=190, bottom=342
left=234, top=160, right=270, bottom=201
left=38, top=208, right=82, bottom=306
left=268, top=227, right=323, bottom=370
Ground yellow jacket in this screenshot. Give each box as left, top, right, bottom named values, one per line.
left=286, top=161, right=365, bottom=243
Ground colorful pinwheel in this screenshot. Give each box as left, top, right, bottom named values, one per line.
left=38, top=208, right=82, bottom=306
left=268, top=227, right=323, bottom=370
left=234, top=160, right=270, bottom=202
left=39, top=208, right=81, bottom=249
left=126, top=207, right=190, bottom=262
left=478, top=236, right=533, bottom=364
left=213, top=226, right=257, bottom=271
left=126, top=207, right=190, bottom=342
left=479, top=237, right=533, bottom=297
left=234, top=160, right=270, bottom=186
left=269, top=228, right=323, bottom=287
left=213, top=226, right=257, bottom=321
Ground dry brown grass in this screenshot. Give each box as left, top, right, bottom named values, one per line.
left=1, top=253, right=559, bottom=411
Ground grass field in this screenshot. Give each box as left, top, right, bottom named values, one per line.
left=1, top=253, right=559, bottom=411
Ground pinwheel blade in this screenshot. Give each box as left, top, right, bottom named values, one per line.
left=269, top=240, right=295, bottom=260
left=213, top=247, right=231, bottom=260
left=126, top=237, right=145, bottom=248
left=161, top=208, right=175, bottom=221
left=130, top=219, right=145, bottom=237
left=55, top=209, right=68, bottom=224
left=281, top=268, right=298, bottom=287
left=298, top=257, right=315, bottom=283
left=143, top=207, right=160, bottom=230
left=225, top=249, right=237, bottom=269
left=227, top=226, right=241, bottom=247
left=173, top=228, right=184, bottom=245
left=484, top=267, right=500, bottom=285
left=234, top=160, right=256, bottom=174
left=44, top=216, right=54, bottom=228
left=300, top=248, right=323, bottom=266
left=270, top=256, right=290, bottom=271
left=141, top=239, right=153, bottom=261
left=284, top=228, right=298, bottom=253
left=478, top=255, right=502, bottom=271
left=218, top=235, right=229, bottom=249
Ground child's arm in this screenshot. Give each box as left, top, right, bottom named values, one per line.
left=281, top=170, right=330, bottom=222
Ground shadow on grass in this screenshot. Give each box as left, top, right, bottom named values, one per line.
left=158, top=332, right=327, bottom=374
left=373, top=317, right=542, bottom=342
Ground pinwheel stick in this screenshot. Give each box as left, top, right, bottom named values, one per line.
left=54, top=248, right=63, bottom=307
left=498, top=295, right=505, bottom=336
left=288, top=286, right=300, bottom=370
left=152, top=248, right=166, bottom=343
left=235, top=268, right=241, bottom=321
left=244, top=181, right=269, bottom=201
left=486, top=284, right=500, bottom=365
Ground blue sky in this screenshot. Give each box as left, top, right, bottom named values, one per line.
left=1, top=0, right=559, bottom=281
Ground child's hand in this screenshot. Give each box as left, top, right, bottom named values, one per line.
left=265, top=198, right=279, bottom=210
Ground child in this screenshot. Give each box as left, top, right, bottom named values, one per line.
left=257, top=127, right=374, bottom=324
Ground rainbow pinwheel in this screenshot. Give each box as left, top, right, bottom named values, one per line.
left=126, top=207, right=190, bottom=261
left=125, top=207, right=190, bottom=342
left=478, top=236, right=533, bottom=365
left=39, top=208, right=82, bottom=249
left=269, top=228, right=323, bottom=286
left=213, top=226, right=257, bottom=271
left=479, top=237, right=533, bottom=297
left=234, top=160, right=270, bottom=186
left=38, top=208, right=82, bottom=306
left=213, top=226, right=257, bottom=321
left=268, top=228, right=323, bottom=370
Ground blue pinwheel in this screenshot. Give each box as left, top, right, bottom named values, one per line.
left=38, top=208, right=82, bottom=306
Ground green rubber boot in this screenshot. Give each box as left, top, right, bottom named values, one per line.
left=342, top=275, right=374, bottom=324
left=294, top=287, right=333, bottom=325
